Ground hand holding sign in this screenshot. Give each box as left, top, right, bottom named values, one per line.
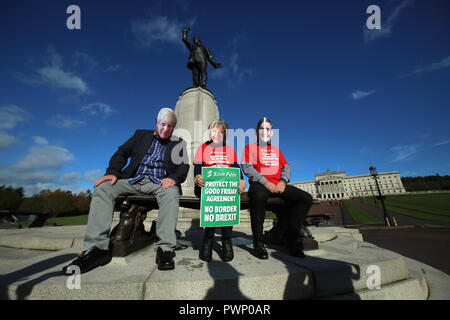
left=194, top=174, right=204, bottom=187
left=238, top=179, right=246, bottom=194
left=200, top=167, right=240, bottom=227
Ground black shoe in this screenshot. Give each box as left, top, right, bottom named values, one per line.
left=199, top=237, right=214, bottom=262
left=286, top=240, right=305, bottom=258
left=61, top=246, right=112, bottom=275
left=253, top=241, right=268, bottom=260
left=156, top=247, right=175, bottom=270
left=221, top=238, right=234, bottom=262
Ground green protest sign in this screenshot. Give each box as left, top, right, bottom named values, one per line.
left=200, top=167, right=240, bottom=227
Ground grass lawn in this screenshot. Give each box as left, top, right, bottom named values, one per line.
left=359, top=193, right=450, bottom=222
left=18, top=215, right=89, bottom=227
left=49, top=215, right=89, bottom=225
left=384, top=194, right=450, bottom=216
left=343, top=200, right=381, bottom=224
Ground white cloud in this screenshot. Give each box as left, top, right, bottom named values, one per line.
left=80, top=103, right=116, bottom=118
left=0, top=138, right=101, bottom=195
left=390, top=135, right=450, bottom=162
left=60, top=171, right=82, bottom=184
left=390, top=144, right=423, bottom=162
left=434, top=140, right=450, bottom=147
left=0, top=126, right=106, bottom=195
left=46, top=113, right=86, bottom=129
left=0, top=131, right=19, bottom=150
left=33, top=136, right=49, bottom=146
left=402, top=56, right=450, bottom=77
left=210, top=33, right=253, bottom=88
left=131, top=14, right=196, bottom=48
left=73, top=51, right=99, bottom=70
left=0, top=105, right=30, bottom=150
left=106, top=64, right=121, bottom=72
left=11, top=145, right=74, bottom=172
left=37, top=65, right=89, bottom=95
left=17, top=48, right=91, bottom=95
left=364, top=0, right=414, bottom=44
left=0, top=105, right=30, bottom=130
left=350, top=89, right=376, bottom=101
left=83, top=169, right=103, bottom=182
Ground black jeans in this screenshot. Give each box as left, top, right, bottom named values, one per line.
left=195, top=184, right=233, bottom=240
left=248, top=182, right=313, bottom=242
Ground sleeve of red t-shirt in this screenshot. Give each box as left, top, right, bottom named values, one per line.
left=193, top=143, right=205, bottom=164
left=242, top=143, right=258, bottom=164
left=228, top=146, right=238, bottom=164
left=242, top=144, right=249, bottom=163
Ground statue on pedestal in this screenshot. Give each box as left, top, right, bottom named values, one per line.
left=182, top=27, right=222, bottom=89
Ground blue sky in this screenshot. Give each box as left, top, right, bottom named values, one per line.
left=1, top=0, right=449, bottom=196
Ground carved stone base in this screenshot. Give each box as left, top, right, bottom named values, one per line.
left=111, top=232, right=155, bottom=257
left=298, top=237, right=319, bottom=251
left=263, top=220, right=319, bottom=251
left=110, top=202, right=157, bottom=257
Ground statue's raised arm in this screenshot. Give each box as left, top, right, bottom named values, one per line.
left=181, top=27, right=222, bottom=89
left=182, top=27, right=193, bottom=50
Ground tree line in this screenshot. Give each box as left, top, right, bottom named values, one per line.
left=2, top=174, right=449, bottom=217
left=0, top=185, right=92, bottom=218
left=401, top=174, right=450, bottom=192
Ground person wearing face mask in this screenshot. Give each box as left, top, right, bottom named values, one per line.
left=61, top=108, right=189, bottom=274
left=241, top=117, right=313, bottom=260
left=193, top=119, right=246, bottom=262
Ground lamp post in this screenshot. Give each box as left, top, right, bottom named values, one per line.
left=369, top=166, right=397, bottom=226
left=369, top=184, right=376, bottom=204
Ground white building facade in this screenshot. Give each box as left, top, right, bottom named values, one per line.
left=291, top=169, right=406, bottom=200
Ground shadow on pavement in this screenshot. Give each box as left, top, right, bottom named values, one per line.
left=0, top=253, right=78, bottom=300
left=182, top=227, right=362, bottom=299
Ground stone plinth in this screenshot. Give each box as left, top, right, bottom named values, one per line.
left=173, top=87, right=220, bottom=195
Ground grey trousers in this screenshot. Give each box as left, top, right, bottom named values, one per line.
left=83, top=176, right=180, bottom=252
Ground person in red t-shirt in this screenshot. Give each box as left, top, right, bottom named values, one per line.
left=194, top=119, right=246, bottom=262
left=242, top=117, right=313, bottom=259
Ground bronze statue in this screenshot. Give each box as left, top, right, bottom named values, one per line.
left=182, top=27, right=222, bottom=88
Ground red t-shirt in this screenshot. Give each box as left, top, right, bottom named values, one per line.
left=242, top=143, right=287, bottom=184
left=194, top=143, right=238, bottom=168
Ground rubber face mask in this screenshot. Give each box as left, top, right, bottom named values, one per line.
left=155, top=118, right=175, bottom=140
left=258, top=122, right=273, bottom=143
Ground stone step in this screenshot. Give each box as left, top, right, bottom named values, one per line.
left=0, top=244, right=418, bottom=300
left=326, top=277, right=428, bottom=300
left=0, top=227, right=442, bottom=300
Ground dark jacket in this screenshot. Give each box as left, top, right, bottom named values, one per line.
left=182, top=31, right=219, bottom=69
left=105, top=130, right=190, bottom=194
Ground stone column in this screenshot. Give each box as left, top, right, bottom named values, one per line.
left=173, top=87, right=220, bottom=196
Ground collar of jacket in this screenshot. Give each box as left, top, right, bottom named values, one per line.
left=153, top=132, right=171, bottom=145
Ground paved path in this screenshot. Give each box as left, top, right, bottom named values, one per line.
left=360, top=226, right=450, bottom=275
left=340, top=206, right=357, bottom=226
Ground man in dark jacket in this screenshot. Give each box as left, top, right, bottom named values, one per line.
left=182, top=27, right=222, bottom=88
left=62, top=108, right=189, bottom=274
